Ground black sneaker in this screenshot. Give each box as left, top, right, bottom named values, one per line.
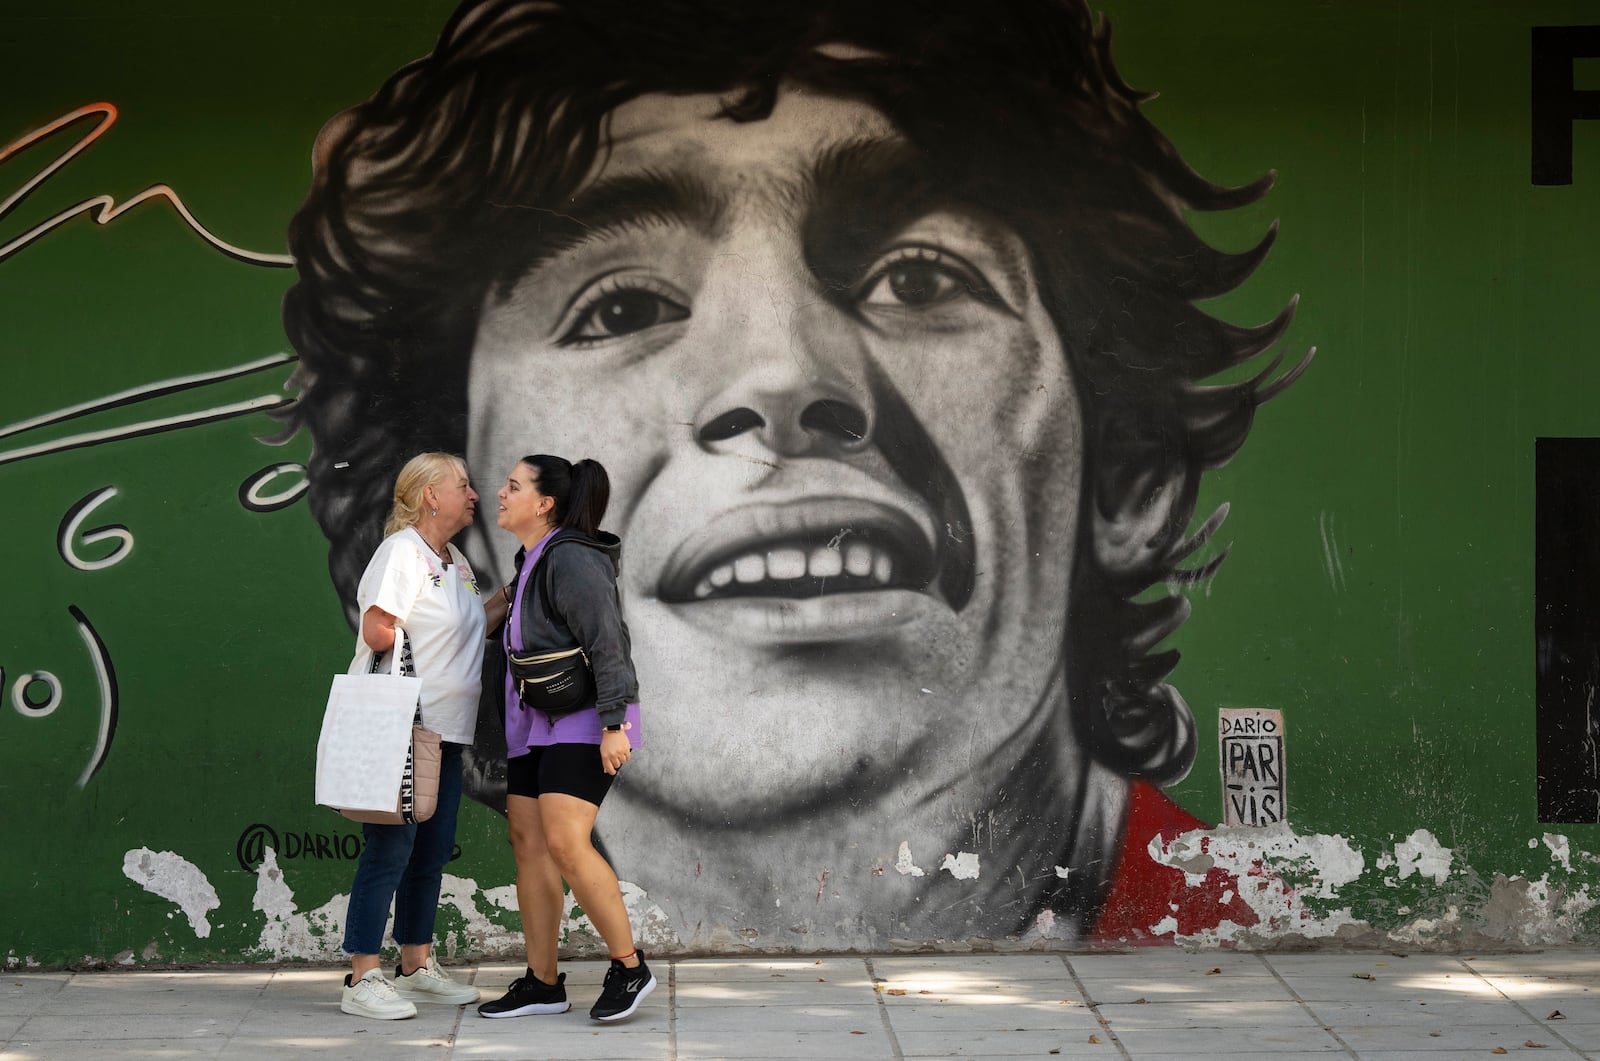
left=589, top=953, right=656, bottom=1022
left=477, top=970, right=570, bottom=1018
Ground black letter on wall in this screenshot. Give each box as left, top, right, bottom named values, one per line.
left=1532, top=26, right=1600, bottom=185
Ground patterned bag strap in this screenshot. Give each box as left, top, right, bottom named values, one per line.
left=371, top=628, right=426, bottom=824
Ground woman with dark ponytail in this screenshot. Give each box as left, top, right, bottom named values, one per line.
left=476, top=455, right=653, bottom=1024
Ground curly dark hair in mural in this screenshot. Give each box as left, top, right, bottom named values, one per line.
left=284, top=0, right=1309, bottom=946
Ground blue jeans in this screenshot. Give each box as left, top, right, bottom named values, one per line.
left=343, top=742, right=465, bottom=955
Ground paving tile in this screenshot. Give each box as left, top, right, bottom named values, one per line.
left=1261, top=954, right=1470, bottom=978
left=1095, top=999, right=1319, bottom=1029
left=6, top=1041, right=225, bottom=1060
left=676, top=958, right=872, bottom=985
left=1346, top=1053, right=1582, bottom=1061
left=229, top=1003, right=461, bottom=1039
left=453, top=1025, right=672, bottom=1060
left=675, top=1003, right=889, bottom=1032
left=0, top=977, right=70, bottom=1018
left=1540, top=1022, right=1600, bottom=1051
left=676, top=1027, right=894, bottom=1059
left=872, top=955, right=1077, bottom=979
left=1068, top=952, right=1274, bottom=979
left=894, top=1026, right=1123, bottom=1056
left=1075, top=973, right=1296, bottom=1005
left=16, top=1012, right=245, bottom=1042
left=876, top=983, right=1085, bottom=1008
left=1474, top=974, right=1600, bottom=1003
left=1331, top=1019, right=1560, bottom=1053
left=675, top=979, right=876, bottom=1007
left=464, top=1008, right=669, bottom=1036
left=881, top=1000, right=1104, bottom=1033
left=1528, top=996, right=1600, bottom=1023
left=220, top=1037, right=454, bottom=1061
left=1272, top=972, right=1500, bottom=1002
left=1461, top=954, right=1600, bottom=977
left=30, top=971, right=272, bottom=1018
left=1303, top=997, right=1541, bottom=1027
left=1111, top=1022, right=1344, bottom=1054
left=867, top=958, right=1082, bottom=1006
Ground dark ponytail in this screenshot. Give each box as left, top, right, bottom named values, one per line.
left=521, top=454, right=610, bottom=534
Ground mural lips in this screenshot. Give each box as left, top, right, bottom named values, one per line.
left=655, top=493, right=967, bottom=643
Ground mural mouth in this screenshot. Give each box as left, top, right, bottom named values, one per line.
left=657, top=498, right=947, bottom=606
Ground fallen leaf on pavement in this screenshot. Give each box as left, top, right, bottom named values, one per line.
left=1549, top=1010, right=1567, bottom=1020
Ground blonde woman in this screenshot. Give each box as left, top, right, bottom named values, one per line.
left=338, top=453, right=488, bottom=1019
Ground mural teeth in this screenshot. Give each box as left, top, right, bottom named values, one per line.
left=709, top=564, right=734, bottom=588
left=809, top=546, right=843, bottom=578
left=767, top=547, right=806, bottom=580
left=844, top=543, right=874, bottom=577
left=733, top=554, right=766, bottom=583
left=872, top=553, right=893, bottom=584
left=694, top=578, right=714, bottom=599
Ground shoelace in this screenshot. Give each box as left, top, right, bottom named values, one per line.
left=367, top=975, right=401, bottom=999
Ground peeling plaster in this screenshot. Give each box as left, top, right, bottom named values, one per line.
left=250, top=849, right=677, bottom=960
left=1544, top=833, right=1573, bottom=872
left=894, top=841, right=926, bottom=878
left=251, top=848, right=346, bottom=960
left=1482, top=873, right=1598, bottom=947
left=121, top=848, right=220, bottom=938
left=1146, top=823, right=1366, bottom=944
left=1393, top=829, right=1453, bottom=884
left=940, top=851, right=981, bottom=880
left=1387, top=904, right=1464, bottom=946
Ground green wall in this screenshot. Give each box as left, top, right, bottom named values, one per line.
left=3, top=0, right=1599, bottom=965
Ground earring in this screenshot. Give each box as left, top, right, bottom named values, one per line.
left=431, top=509, right=438, bottom=517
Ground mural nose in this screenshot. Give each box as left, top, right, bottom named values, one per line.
left=695, top=395, right=872, bottom=457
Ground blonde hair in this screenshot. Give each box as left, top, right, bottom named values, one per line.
left=383, top=452, right=468, bottom=537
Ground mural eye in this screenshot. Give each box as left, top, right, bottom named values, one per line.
left=562, top=287, right=689, bottom=344
left=885, top=261, right=958, bottom=305
left=857, top=248, right=996, bottom=310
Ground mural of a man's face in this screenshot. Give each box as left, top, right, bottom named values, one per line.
left=468, top=87, right=1086, bottom=817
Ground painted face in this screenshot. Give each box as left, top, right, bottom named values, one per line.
left=468, top=88, right=1085, bottom=818
left=428, top=462, right=478, bottom=536
left=495, top=461, right=551, bottom=541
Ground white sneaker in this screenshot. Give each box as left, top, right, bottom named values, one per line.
left=393, top=955, right=481, bottom=1005
left=341, top=968, right=418, bottom=1020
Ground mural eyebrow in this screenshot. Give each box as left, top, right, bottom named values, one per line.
left=801, top=137, right=950, bottom=298
left=561, top=169, right=725, bottom=248
left=491, top=168, right=727, bottom=293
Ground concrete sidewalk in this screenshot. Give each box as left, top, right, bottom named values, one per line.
left=3, top=949, right=1598, bottom=1060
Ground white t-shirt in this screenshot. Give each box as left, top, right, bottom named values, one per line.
left=351, top=528, right=488, bottom=744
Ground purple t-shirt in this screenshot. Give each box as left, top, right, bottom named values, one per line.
left=504, top=529, right=641, bottom=755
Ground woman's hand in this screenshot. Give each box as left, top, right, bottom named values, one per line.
left=484, top=582, right=513, bottom=632
left=600, top=724, right=633, bottom=775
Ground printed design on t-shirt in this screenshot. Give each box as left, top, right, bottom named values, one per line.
left=414, top=542, right=445, bottom=588
left=459, top=565, right=480, bottom=596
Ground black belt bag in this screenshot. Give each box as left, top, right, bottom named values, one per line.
left=508, top=645, right=594, bottom=717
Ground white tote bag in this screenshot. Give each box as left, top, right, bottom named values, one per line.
left=315, top=627, right=423, bottom=812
